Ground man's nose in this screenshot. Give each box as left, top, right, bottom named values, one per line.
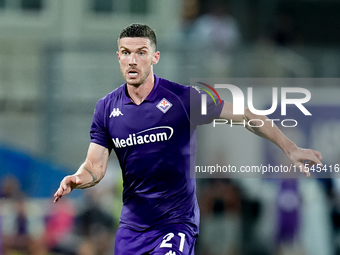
left=129, top=54, right=137, bottom=65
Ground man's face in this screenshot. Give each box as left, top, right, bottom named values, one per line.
left=117, top=37, right=159, bottom=87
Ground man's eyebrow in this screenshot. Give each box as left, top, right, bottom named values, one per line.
left=138, top=46, right=149, bottom=50
left=119, top=46, right=149, bottom=51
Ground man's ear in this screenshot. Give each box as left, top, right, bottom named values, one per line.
left=152, top=51, right=160, bottom=65
left=116, top=51, right=120, bottom=61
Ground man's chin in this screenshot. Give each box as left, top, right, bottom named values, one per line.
left=126, top=78, right=142, bottom=87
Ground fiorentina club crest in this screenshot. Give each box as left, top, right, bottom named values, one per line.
left=156, top=98, right=173, bottom=113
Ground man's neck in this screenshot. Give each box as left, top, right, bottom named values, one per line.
left=127, top=73, right=154, bottom=105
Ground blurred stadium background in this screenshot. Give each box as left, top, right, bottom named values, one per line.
left=0, top=0, right=340, bottom=254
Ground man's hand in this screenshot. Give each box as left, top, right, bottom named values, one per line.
left=54, top=175, right=82, bottom=203
left=287, top=147, right=323, bottom=178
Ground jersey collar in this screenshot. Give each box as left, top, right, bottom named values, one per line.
left=122, top=75, right=160, bottom=104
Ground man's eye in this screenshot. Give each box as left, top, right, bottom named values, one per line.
left=122, top=51, right=129, bottom=55
left=139, top=51, right=146, bottom=55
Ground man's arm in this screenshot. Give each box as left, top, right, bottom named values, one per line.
left=220, top=102, right=322, bottom=177
left=54, top=142, right=109, bottom=203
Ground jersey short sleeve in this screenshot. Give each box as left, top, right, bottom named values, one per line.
left=90, top=98, right=110, bottom=149
left=189, top=86, right=224, bottom=126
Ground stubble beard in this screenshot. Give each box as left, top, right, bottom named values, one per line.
left=125, top=66, right=152, bottom=88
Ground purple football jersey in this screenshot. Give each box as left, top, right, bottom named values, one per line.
left=90, top=75, right=223, bottom=235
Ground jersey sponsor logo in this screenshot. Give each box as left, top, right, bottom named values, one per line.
left=109, top=108, right=123, bottom=118
left=157, top=98, right=173, bottom=113
left=112, top=126, right=174, bottom=148
left=165, top=251, right=176, bottom=255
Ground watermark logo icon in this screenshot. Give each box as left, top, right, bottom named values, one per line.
left=195, top=82, right=222, bottom=115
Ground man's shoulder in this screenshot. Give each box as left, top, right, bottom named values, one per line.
left=93, top=83, right=125, bottom=115
left=99, top=83, right=126, bottom=103
left=157, top=77, right=205, bottom=104
left=157, top=76, right=191, bottom=97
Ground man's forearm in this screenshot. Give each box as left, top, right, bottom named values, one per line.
left=244, top=109, right=297, bottom=156
left=73, top=162, right=102, bottom=189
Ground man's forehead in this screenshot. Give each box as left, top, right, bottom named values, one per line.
left=118, top=37, right=152, bottom=49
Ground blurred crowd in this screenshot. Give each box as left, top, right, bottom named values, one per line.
left=181, top=0, right=313, bottom=79
left=0, top=159, right=122, bottom=255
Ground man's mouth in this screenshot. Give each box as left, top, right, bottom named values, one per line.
left=128, top=71, right=139, bottom=77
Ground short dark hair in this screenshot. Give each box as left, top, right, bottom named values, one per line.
left=119, top=23, right=157, bottom=49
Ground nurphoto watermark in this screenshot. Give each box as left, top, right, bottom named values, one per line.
left=190, top=78, right=340, bottom=179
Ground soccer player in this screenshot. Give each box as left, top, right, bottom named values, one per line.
left=54, top=23, right=322, bottom=255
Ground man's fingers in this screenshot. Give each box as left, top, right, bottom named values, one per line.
left=55, top=186, right=66, bottom=196
left=305, top=160, right=322, bottom=168
left=305, top=149, right=323, bottom=166
left=53, top=186, right=65, bottom=203
left=297, top=162, right=311, bottom=178
left=290, top=147, right=323, bottom=178
left=53, top=191, right=61, bottom=203
left=303, top=167, right=311, bottom=178
left=54, top=195, right=61, bottom=203
left=54, top=187, right=62, bottom=198
left=312, top=149, right=323, bottom=161
left=61, top=178, right=71, bottom=190
left=53, top=175, right=76, bottom=203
